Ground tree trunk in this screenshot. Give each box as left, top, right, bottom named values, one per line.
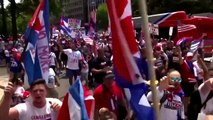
left=10, top=0, right=17, bottom=41
left=0, top=0, right=8, bottom=40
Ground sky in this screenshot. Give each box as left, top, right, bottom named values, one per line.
left=4, top=0, right=21, bottom=8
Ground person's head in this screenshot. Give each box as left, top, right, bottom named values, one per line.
left=69, top=41, right=77, bottom=50
left=98, top=48, right=105, bottom=60
left=103, top=72, right=115, bottom=88
left=167, top=70, right=182, bottom=89
left=30, top=79, right=47, bottom=106
left=153, top=45, right=162, bottom=57
left=185, top=52, right=193, bottom=61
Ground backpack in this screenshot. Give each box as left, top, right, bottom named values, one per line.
left=188, top=90, right=213, bottom=120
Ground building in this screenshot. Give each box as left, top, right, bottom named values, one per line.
left=62, top=0, right=88, bottom=25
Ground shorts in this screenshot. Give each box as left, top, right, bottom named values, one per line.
left=66, top=69, right=79, bottom=78
left=181, top=82, right=196, bottom=97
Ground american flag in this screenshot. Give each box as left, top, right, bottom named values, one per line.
left=177, top=24, right=196, bottom=33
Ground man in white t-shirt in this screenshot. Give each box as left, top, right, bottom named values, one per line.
left=147, top=70, right=185, bottom=120
left=62, top=42, right=82, bottom=85
left=0, top=79, right=62, bottom=120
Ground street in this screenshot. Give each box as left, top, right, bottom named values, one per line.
left=0, top=64, right=70, bottom=101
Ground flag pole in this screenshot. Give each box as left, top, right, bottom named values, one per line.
left=139, top=0, right=160, bottom=120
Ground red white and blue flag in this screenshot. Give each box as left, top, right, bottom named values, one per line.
left=176, top=37, right=192, bottom=46
left=106, top=0, right=154, bottom=119
left=23, top=0, right=50, bottom=85
left=178, top=24, right=196, bottom=33
left=60, top=16, right=76, bottom=38
left=57, top=80, right=94, bottom=120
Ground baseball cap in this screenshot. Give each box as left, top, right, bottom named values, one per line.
left=186, top=52, right=193, bottom=57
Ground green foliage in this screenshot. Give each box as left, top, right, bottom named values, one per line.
left=96, top=3, right=108, bottom=30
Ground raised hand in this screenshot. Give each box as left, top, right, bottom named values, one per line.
left=159, top=76, right=169, bottom=92
left=4, top=82, right=16, bottom=99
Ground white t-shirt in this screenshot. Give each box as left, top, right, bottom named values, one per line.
left=47, top=68, right=56, bottom=88
left=49, top=52, right=56, bottom=66
left=63, top=49, right=82, bottom=70
left=4, top=49, right=10, bottom=57
left=147, top=88, right=185, bottom=120
left=15, top=98, right=62, bottom=120
left=193, top=61, right=204, bottom=80
left=199, top=84, right=213, bottom=115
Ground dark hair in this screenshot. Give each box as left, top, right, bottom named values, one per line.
left=30, top=79, right=47, bottom=90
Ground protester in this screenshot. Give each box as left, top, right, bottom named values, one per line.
left=147, top=70, right=185, bottom=120
left=91, top=48, right=112, bottom=87
left=179, top=51, right=197, bottom=115
left=93, top=71, right=131, bottom=120
left=60, top=41, right=83, bottom=85
left=0, top=79, right=62, bottom=120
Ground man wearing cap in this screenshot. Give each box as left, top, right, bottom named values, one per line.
left=178, top=50, right=196, bottom=116
left=94, top=72, right=131, bottom=120
left=8, top=48, right=23, bottom=83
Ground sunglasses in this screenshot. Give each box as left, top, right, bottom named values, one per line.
left=171, top=77, right=182, bottom=83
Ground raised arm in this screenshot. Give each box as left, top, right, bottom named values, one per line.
left=0, top=82, right=19, bottom=120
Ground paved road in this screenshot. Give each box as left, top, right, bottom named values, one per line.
left=0, top=64, right=70, bottom=101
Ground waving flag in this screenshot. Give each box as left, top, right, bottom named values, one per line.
left=178, top=24, right=196, bottom=33
left=106, top=0, right=154, bottom=120
left=57, top=80, right=94, bottom=120
left=176, top=37, right=192, bottom=46
left=60, top=16, right=76, bottom=38
left=87, top=9, right=96, bottom=38
left=23, top=0, right=50, bottom=85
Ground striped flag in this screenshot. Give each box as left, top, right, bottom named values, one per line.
left=176, top=37, right=192, bottom=46
left=190, top=39, right=202, bottom=53
left=177, top=24, right=196, bottom=33
left=106, top=0, right=154, bottom=119
left=60, top=16, right=76, bottom=38
left=57, top=80, right=94, bottom=120
left=23, top=0, right=50, bottom=85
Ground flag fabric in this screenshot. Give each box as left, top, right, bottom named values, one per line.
left=176, top=37, right=192, bottom=46
left=60, top=16, right=76, bottom=38
left=87, top=9, right=96, bottom=38
left=106, top=0, right=154, bottom=120
left=178, top=24, right=196, bottom=33
left=57, top=80, right=94, bottom=120
left=190, top=39, right=202, bottom=53
left=23, top=0, right=50, bottom=85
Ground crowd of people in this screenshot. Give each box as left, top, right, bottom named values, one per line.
left=0, top=33, right=213, bottom=120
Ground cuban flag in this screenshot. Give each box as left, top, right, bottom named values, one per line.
left=57, top=80, right=94, bottom=120
left=106, top=0, right=154, bottom=120
left=60, top=16, right=76, bottom=38
left=23, top=0, right=50, bottom=85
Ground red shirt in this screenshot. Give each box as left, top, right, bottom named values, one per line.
left=180, top=60, right=196, bottom=82
left=94, top=82, right=124, bottom=116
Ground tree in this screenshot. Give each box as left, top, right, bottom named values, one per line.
left=0, top=0, right=8, bottom=39
left=96, top=3, right=108, bottom=30
left=9, top=0, right=17, bottom=41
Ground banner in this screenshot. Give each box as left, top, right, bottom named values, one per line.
left=68, top=18, right=81, bottom=29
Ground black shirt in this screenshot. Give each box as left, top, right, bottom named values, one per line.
left=91, top=57, right=111, bottom=84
